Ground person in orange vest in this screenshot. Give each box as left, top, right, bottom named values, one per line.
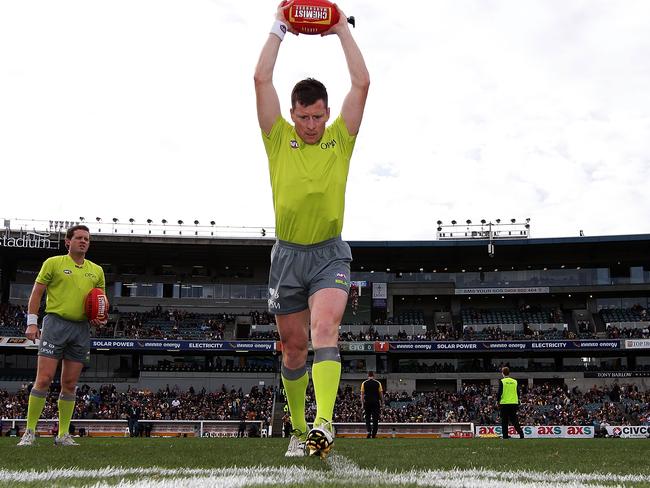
left=497, top=366, right=524, bottom=439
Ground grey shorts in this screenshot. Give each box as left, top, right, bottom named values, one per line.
left=268, top=236, right=352, bottom=315
left=38, top=314, right=90, bottom=364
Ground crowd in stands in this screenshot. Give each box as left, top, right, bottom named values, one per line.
left=249, top=330, right=280, bottom=340
left=115, top=307, right=231, bottom=341
left=249, top=311, right=275, bottom=325
left=606, top=325, right=650, bottom=339
left=7, top=302, right=650, bottom=343
left=1, top=379, right=649, bottom=431
left=0, top=383, right=274, bottom=425
left=142, top=357, right=275, bottom=373
left=107, top=306, right=606, bottom=342
left=395, top=360, right=649, bottom=374
left=462, top=325, right=576, bottom=341
left=0, top=303, right=27, bottom=334
left=249, top=327, right=462, bottom=342
left=301, top=382, right=650, bottom=428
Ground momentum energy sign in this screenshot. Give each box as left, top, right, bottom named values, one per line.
left=0, top=228, right=60, bottom=249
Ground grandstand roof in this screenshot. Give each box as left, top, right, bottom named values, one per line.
left=349, top=234, right=650, bottom=272
left=2, top=232, right=649, bottom=274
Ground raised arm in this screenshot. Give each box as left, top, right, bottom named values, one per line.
left=254, top=3, right=296, bottom=135
left=324, top=5, right=370, bottom=136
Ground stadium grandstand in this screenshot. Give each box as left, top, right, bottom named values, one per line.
left=1, top=219, right=649, bottom=440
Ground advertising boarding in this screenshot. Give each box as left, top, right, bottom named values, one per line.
left=475, top=425, right=594, bottom=439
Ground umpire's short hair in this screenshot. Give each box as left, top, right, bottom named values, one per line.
left=291, top=78, right=328, bottom=108
left=66, top=224, right=90, bottom=240
left=502, top=366, right=510, bottom=376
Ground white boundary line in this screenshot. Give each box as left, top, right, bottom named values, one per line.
left=0, top=457, right=648, bottom=487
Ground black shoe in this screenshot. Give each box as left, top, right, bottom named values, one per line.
left=519, top=435, right=524, bottom=439
left=366, top=433, right=371, bottom=438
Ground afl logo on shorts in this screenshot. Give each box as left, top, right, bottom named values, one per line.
left=290, top=139, right=299, bottom=149
left=63, top=269, right=72, bottom=275
left=268, top=287, right=280, bottom=310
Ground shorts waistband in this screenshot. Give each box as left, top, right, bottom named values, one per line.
left=276, top=236, right=343, bottom=251
left=46, top=313, right=87, bottom=324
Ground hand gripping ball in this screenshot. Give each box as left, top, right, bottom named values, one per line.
left=85, top=288, right=109, bottom=321
left=281, top=0, right=355, bottom=35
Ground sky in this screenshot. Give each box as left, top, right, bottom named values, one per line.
left=1, top=0, right=649, bottom=241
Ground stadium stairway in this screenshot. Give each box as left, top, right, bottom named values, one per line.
left=592, top=312, right=606, bottom=334
left=224, top=321, right=237, bottom=340
left=271, top=397, right=286, bottom=437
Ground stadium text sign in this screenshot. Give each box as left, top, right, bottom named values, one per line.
left=605, top=426, right=650, bottom=438
left=339, top=342, right=375, bottom=352
left=475, top=425, right=594, bottom=439
left=455, top=287, right=549, bottom=295
left=624, top=339, right=650, bottom=349
left=1, top=337, right=620, bottom=353
left=0, top=229, right=59, bottom=249
left=89, top=339, right=276, bottom=352
left=389, top=340, right=620, bottom=353
left=0, top=337, right=34, bottom=348
left=584, top=371, right=650, bottom=378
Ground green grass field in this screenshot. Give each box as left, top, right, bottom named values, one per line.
left=1, top=437, right=649, bottom=487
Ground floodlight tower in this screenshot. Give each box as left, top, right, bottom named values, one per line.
left=436, top=218, right=531, bottom=257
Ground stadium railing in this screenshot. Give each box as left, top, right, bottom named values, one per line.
left=2, top=419, right=474, bottom=439
left=2, top=419, right=267, bottom=438
left=333, top=422, right=474, bottom=439
left=606, top=321, right=650, bottom=330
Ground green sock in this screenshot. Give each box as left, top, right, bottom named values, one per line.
left=281, top=365, right=309, bottom=436
left=312, top=347, right=341, bottom=426
left=26, top=389, right=47, bottom=432
left=57, top=393, right=76, bottom=437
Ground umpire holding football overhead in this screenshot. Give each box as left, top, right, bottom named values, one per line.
left=255, top=0, right=369, bottom=459
left=18, top=225, right=107, bottom=447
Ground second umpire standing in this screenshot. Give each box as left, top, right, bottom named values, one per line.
left=361, top=371, right=382, bottom=438
left=497, top=366, right=525, bottom=439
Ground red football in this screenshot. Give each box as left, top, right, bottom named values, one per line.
left=85, top=288, right=109, bottom=321
left=282, top=0, right=340, bottom=35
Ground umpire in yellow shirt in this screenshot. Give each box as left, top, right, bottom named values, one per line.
left=497, top=366, right=525, bottom=439
left=255, top=1, right=369, bottom=459
left=18, top=225, right=106, bottom=447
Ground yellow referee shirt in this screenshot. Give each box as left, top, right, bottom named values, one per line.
left=36, top=255, right=106, bottom=322
left=262, top=115, right=356, bottom=245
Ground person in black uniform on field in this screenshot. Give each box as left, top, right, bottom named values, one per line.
left=126, top=401, right=141, bottom=438
left=497, top=367, right=524, bottom=439
left=361, top=371, right=383, bottom=438
left=238, top=414, right=247, bottom=438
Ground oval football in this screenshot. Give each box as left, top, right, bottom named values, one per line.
left=281, top=0, right=340, bottom=35
left=85, top=288, right=109, bottom=321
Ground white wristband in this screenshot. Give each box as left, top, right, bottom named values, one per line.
left=270, top=20, right=287, bottom=41
left=27, top=314, right=39, bottom=326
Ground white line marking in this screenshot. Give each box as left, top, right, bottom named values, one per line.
left=0, top=463, right=647, bottom=487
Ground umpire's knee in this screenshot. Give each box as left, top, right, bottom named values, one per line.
left=281, top=340, right=308, bottom=369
